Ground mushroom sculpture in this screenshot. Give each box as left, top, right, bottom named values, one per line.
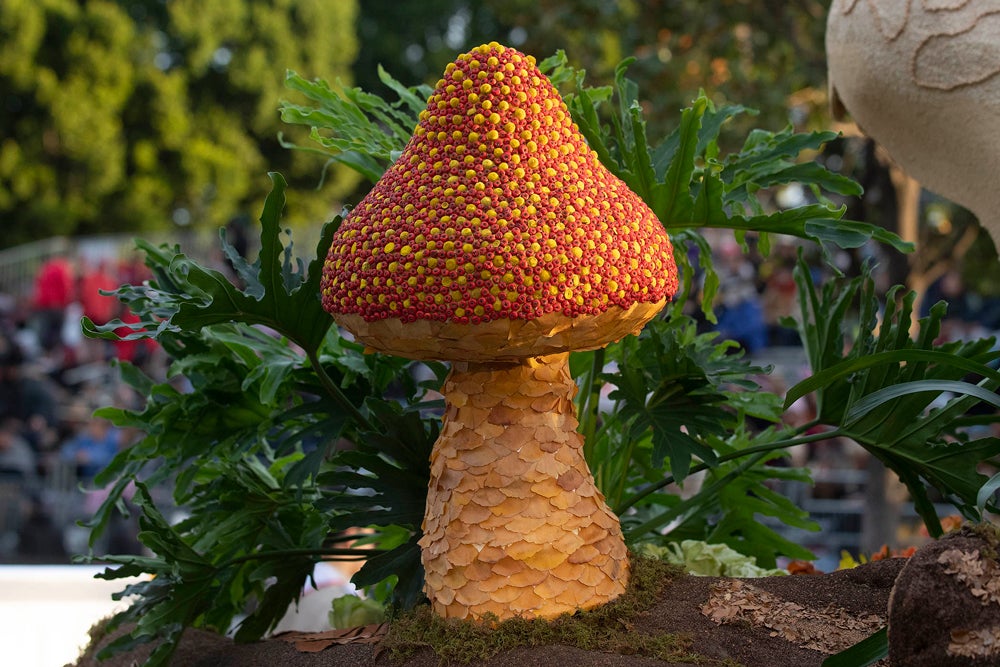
left=826, top=0, right=1000, bottom=242
left=321, top=42, right=679, bottom=621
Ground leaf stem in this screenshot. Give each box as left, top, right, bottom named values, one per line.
left=613, top=427, right=844, bottom=514
left=307, top=347, right=375, bottom=432
left=624, top=449, right=774, bottom=539
left=578, top=348, right=605, bottom=444
left=612, top=433, right=638, bottom=510
left=219, top=546, right=386, bottom=570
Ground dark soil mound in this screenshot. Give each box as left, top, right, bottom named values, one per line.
left=888, top=527, right=1000, bottom=666
left=72, top=557, right=905, bottom=667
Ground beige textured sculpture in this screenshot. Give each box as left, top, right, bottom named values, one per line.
left=321, top=43, right=679, bottom=620
left=826, top=0, right=1000, bottom=242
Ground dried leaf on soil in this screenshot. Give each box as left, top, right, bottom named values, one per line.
left=949, top=626, right=1000, bottom=659
left=937, top=548, right=1000, bottom=605
left=276, top=622, right=389, bottom=653
left=700, top=579, right=884, bottom=654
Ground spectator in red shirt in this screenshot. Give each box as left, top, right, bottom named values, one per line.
left=78, top=260, right=118, bottom=326
left=112, top=307, right=158, bottom=367
left=33, top=255, right=75, bottom=350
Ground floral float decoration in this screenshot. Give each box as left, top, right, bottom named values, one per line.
left=321, top=42, right=679, bottom=620
left=826, top=0, right=1000, bottom=242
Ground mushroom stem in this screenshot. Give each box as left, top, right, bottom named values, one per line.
left=419, top=352, right=630, bottom=620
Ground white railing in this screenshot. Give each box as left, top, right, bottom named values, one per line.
left=0, top=237, right=72, bottom=300
left=0, top=231, right=230, bottom=300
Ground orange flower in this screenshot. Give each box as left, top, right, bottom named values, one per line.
left=787, top=560, right=821, bottom=575
left=917, top=514, right=963, bottom=538
left=869, top=545, right=891, bottom=562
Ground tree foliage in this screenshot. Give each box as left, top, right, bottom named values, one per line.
left=354, top=0, right=831, bottom=146
left=352, top=0, right=515, bottom=101
left=0, top=0, right=359, bottom=247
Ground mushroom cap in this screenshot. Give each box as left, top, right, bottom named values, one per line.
left=826, top=1, right=1000, bottom=242
left=322, top=43, right=678, bottom=361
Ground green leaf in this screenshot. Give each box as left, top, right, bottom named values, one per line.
left=696, top=102, right=756, bottom=159
left=315, top=396, right=434, bottom=603
left=978, top=471, right=1000, bottom=516
left=623, top=425, right=818, bottom=567
left=566, top=83, right=616, bottom=170
left=329, top=594, right=386, bottom=629
left=178, top=174, right=334, bottom=351
left=784, top=350, right=1000, bottom=410
left=652, top=98, right=705, bottom=224
left=85, top=174, right=337, bottom=355
left=597, top=312, right=782, bottom=538
left=280, top=69, right=428, bottom=182
left=536, top=49, right=577, bottom=89
left=560, top=58, right=910, bottom=259
left=822, top=628, right=887, bottom=667
left=377, top=64, right=431, bottom=115
left=76, top=167, right=442, bottom=659
left=845, top=380, right=1000, bottom=426
left=751, top=161, right=861, bottom=196
left=788, top=258, right=1000, bottom=531
left=605, top=316, right=773, bottom=484
left=234, top=558, right=313, bottom=642
left=624, top=450, right=758, bottom=540
left=352, top=533, right=426, bottom=610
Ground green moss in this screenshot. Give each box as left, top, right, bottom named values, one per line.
left=76, top=615, right=115, bottom=663
left=969, top=520, right=1000, bottom=560
left=380, top=554, right=739, bottom=666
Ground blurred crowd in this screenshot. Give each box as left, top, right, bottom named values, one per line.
left=1, top=232, right=999, bottom=565
left=0, top=252, right=162, bottom=563
left=694, top=230, right=1000, bottom=353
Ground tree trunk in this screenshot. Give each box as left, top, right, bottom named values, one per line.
left=419, top=352, right=629, bottom=620
left=860, top=456, right=899, bottom=555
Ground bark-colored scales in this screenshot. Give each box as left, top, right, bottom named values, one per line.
left=421, top=353, right=628, bottom=619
